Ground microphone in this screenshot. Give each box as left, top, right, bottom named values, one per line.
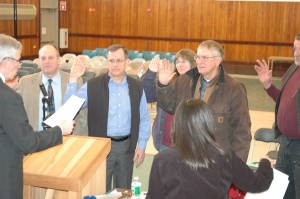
left=39, top=82, right=49, bottom=100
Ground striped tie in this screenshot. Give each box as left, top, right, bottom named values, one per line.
left=47, top=79, right=55, bottom=115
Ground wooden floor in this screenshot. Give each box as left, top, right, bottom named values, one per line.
left=223, top=63, right=289, bottom=77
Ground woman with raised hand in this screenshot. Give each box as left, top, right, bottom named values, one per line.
left=141, top=49, right=196, bottom=151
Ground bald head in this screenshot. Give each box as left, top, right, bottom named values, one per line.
left=38, top=44, right=60, bottom=78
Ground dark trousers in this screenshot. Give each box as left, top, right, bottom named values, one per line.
left=106, top=138, right=135, bottom=192
left=275, top=135, right=300, bottom=199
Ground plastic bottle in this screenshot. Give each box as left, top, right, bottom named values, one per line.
left=131, top=176, right=142, bottom=198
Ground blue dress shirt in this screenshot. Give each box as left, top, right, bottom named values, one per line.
left=65, top=75, right=150, bottom=150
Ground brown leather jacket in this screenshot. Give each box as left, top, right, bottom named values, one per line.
left=156, top=65, right=251, bottom=162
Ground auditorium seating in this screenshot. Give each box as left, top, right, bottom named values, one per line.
left=81, top=48, right=175, bottom=62
left=95, top=48, right=107, bottom=57
left=17, top=69, right=32, bottom=78
left=82, top=49, right=97, bottom=58
left=142, top=51, right=158, bottom=61
left=128, top=50, right=143, bottom=60
left=21, top=60, right=38, bottom=69
left=62, top=53, right=76, bottom=63
left=16, top=49, right=175, bottom=79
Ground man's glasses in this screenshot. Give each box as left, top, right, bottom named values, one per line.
left=107, top=58, right=127, bottom=64
left=194, top=55, right=219, bottom=62
left=2, top=57, right=23, bottom=65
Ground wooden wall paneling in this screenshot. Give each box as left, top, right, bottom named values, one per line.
left=0, top=0, right=39, bottom=58
left=61, top=0, right=300, bottom=66
left=85, top=0, right=98, bottom=34
left=138, top=0, right=148, bottom=37
left=79, top=0, right=88, bottom=34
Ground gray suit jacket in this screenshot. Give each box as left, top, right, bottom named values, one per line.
left=15, top=70, right=88, bottom=135
left=0, top=79, right=62, bottom=198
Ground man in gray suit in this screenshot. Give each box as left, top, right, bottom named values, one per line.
left=0, top=34, right=74, bottom=198
left=15, top=44, right=88, bottom=135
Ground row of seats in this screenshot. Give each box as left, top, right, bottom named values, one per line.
left=19, top=54, right=145, bottom=83
left=59, top=53, right=150, bottom=78
left=82, top=48, right=176, bottom=63
left=18, top=58, right=97, bottom=83
left=17, top=60, right=40, bottom=78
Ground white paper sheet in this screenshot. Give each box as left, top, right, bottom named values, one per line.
left=43, top=95, right=85, bottom=127
left=245, top=168, right=289, bottom=199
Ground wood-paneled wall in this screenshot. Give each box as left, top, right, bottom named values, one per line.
left=59, top=0, right=300, bottom=65
left=0, top=0, right=39, bottom=58
left=1, top=0, right=299, bottom=64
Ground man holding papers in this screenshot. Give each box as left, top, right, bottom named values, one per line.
left=65, top=44, right=151, bottom=192
left=0, top=34, right=74, bottom=198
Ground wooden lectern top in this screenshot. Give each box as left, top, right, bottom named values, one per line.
left=23, top=136, right=111, bottom=192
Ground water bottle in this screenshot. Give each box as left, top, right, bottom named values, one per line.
left=131, top=176, right=142, bottom=198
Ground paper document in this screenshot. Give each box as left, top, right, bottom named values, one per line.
left=245, top=168, right=289, bottom=199
left=43, top=95, right=85, bottom=127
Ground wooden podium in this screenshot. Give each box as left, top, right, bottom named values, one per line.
left=23, top=136, right=111, bottom=199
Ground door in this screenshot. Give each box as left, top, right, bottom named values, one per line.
left=40, top=0, right=58, bottom=47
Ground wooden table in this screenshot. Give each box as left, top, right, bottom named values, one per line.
left=23, top=136, right=111, bottom=199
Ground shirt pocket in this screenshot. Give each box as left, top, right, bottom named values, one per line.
left=210, top=104, right=230, bottom=140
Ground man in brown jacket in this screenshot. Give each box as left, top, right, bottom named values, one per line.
left=156, top=40, right=251, bottom=162
left=15, top=44, right=88, bottom=135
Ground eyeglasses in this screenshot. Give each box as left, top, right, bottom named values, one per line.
left=2, top=57, right=22, bottom=65
left=175, top=60, right=189, bottom=64
left=194, top=55, right=219, bottom=62
left=107, top=58, right=127, bottom=64
left=40, top=56, right=57, bottom=62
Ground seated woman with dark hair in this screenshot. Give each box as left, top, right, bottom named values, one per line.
left=146, top=99, right=273, bottom=199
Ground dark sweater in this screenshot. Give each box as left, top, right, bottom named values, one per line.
left=87, top=73, right=143, bottom=152
left=267, top=64, right=300, bottom=139
left=147, top=147, right=273, bottom=199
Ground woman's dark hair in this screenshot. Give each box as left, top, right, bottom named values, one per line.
left=171, top=99, right=226, bottom=170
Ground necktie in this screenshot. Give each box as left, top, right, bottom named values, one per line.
left=47, top=79, right=55, bottom=115
left=200, top=78, right=208, bottom=100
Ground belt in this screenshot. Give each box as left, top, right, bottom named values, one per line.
left=107, top=135, right=130, bottom=142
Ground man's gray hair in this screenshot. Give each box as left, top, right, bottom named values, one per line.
left=0, top=34, right=22, bottom=62
left=198, top=40, right=224, bottom=59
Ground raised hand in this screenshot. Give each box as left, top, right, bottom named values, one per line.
left=69, top=56, right=86, bottom=83
left=158, top=58, right=176, bottom=85
left=148, top=55, right=160, bottom=72
left=254, top=59, right=272, bottom=89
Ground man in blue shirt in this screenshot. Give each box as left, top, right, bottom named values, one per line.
left=65, top=44, right=150, bottom=191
